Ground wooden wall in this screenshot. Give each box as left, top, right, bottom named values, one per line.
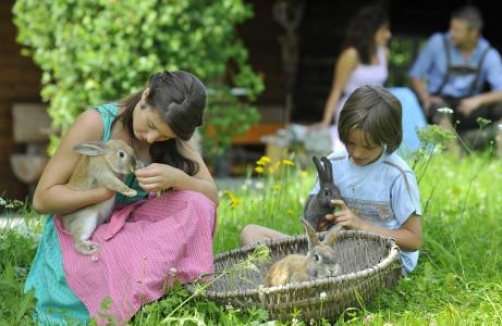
left=0, top=0, right=43, bottom=200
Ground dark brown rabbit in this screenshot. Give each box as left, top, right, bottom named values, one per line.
left=263, top=218, right=342, bottom=287
left=61, top=139, right=139, bottom=255
left=304, top=156, right=342, bottom=231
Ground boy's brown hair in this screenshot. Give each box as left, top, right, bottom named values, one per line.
left=338, top=85, right=402, bottom=154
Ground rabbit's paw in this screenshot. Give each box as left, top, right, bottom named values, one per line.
left=75, top=240, right=99, bottom=255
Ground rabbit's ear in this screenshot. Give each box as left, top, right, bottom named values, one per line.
left=312, top=156, right=322, bottom=171
left=302, top=217, right=320, bottom=250
left=321, top=157, right=333, bottom=183
left=313, top=156, right=329, bottom=184
left=323, top=224, right=342, bottom=246
left=73, top=141, right=109, bottom=156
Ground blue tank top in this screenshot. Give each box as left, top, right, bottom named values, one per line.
left=94, top=103, right=148, bottom=203
left=24, top=103, right=148, bottom=325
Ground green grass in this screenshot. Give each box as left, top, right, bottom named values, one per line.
left=2, top=148, right=502, bottom=325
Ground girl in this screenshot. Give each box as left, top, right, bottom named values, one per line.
left=25, top=71, right=218, bottom=324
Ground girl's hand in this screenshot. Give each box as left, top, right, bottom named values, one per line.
left=134, top=163, right=182, bottom=193
left=327, top=199, right=369, bottom=231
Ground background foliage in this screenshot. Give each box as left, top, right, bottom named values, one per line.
left=13, top=0, right=264, bottom=155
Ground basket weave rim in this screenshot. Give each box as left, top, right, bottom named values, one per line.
left=200, top=229, right=401, bottom=297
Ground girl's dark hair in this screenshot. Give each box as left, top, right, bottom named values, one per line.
left=114, top=70, right=207, bottom=176
left=342, top=5, right=389, bottom=64
left=338, top=85, right=402, bottom=154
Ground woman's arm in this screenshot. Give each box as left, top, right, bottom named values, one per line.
left=32, top=110, right=114, bottom=215
left=319, top=47, right=359, bottom=126
left=134, top=137, right=219, bottom=204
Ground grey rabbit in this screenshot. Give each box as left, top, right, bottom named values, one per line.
left=61, top=139, right=139, bottom=255
left=303, top=156, right=341, bottom=231
left=263, top=218, right=342, bottom=287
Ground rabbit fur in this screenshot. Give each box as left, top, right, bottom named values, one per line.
left=263, top=218, right=342, bottom=287
left=304, top=156, right=342, bottom=231
left=61, top=139, right=139, bottom=255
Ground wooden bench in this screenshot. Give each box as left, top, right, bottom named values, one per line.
left=10, top=103, right=51, bottom=192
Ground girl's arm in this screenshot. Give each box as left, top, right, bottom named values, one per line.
left=32, top=110, right=114, bottom=215
left=134, top=137, right=219, bottom=204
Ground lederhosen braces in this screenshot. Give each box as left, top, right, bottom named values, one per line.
left=430, top=35, right=492, bottom=126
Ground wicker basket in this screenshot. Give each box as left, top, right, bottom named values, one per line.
left=187, top=230, right=402, bottom=322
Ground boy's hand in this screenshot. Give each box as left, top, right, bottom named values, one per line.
left=317, top=199, right=343, bottom=231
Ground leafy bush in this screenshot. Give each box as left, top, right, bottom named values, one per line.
left=13, top=0, right=264, bottom=154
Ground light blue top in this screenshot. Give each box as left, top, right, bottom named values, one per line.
left=388, top=87, right=428, bottom=154
left=310, top=150, right=422, bottom=275
left=24, top=103, right=145, bottom=325
left=408, top=32, right=502, bottom=97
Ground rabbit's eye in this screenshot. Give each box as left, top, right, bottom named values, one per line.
left=118, top=151, right=125, bottom=158
left=314, top=254, right=322, bottom=262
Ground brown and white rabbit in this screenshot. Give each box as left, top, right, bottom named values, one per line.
left=263, top=218, right=342, bottom=287
left=61, top=139, right=139, bottom=255
left=304, top=156, right=342, bottom=231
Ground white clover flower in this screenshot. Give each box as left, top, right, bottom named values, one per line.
left=497, top=123, right=502, bottom=131
left=436, top=107, right=454, bottom=114
left=319, top=291, right=327, bottom=300
left=254, top=180, right=265, bottom=190
left=169, top=267, right=177, bottom=276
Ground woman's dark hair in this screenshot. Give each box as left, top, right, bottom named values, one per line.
left=342, top=5, right=389, bottom=64
left=338, top=85, right=402, bottom=154
left=114, top=70, right=207, bottom=176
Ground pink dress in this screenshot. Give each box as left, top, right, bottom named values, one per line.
left=55, top=190, right=217, bottom=324
left=24, top=103, right=218, bottom=326
left=330, top=46, right=388, bottom=152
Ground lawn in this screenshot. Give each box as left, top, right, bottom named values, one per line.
left=1, top=140, right=502, bottom=325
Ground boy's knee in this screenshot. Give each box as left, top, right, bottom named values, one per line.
left=239, top=224, right=258, bottom=247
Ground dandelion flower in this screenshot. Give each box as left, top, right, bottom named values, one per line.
left=256, top=156, right=271, bottom=166
left=281, top=159, right=295, bottom=166
left=223, top=191, right=242, bottom=207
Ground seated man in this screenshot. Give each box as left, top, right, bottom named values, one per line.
left=408, top=4, right=502, bottom=155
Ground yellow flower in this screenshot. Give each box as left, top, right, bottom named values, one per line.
left=255, top=166, right=264, bottom=174
left=273, top=184, right=282, bottom=191
left=256, top=156, right=271, bottom=166
left=223, top=191, right=242, bottom=207
left=259, top=156, right=271, bottom=163
left=281, top=159, right=295, bottom=166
